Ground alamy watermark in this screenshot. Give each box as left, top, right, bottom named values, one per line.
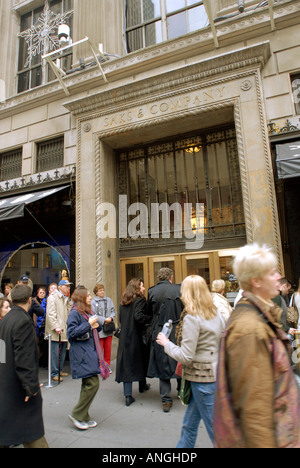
left=96, top=196, right=205, bottom=250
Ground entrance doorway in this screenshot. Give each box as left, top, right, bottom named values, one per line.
left=1, top=242, right=69, bottom=294
left=120, top=249, right=240, bottom=305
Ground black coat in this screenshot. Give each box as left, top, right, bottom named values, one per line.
left=0, top=305, right=45, bottom=446
left=146, top=282, right=183, bottom=380
left=115, top=297, right=149, bottom=383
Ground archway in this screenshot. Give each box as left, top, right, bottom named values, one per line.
left=1, top=242, right=70, bottom=294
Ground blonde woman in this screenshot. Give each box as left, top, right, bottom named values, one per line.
left=157, top=275, right=224, bottom=448
left=211, top=279, right=232, bottom=323
left=214, top=244, right=300, bottom=448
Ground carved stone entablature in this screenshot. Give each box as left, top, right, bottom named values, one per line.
left=0, top=166, right=76, bottom=195
left=65, top=42, right=271, bottom=117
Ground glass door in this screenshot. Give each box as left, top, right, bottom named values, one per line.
left=182, top=253, right=214, bottom=289
left=149, top=255, right=182, bottom=287
left=120, top=257, right=149, bottom=296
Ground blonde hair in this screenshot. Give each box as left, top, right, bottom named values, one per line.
left=176, top=275, right=216, bottom=346
left=233, top=243, right=278, bottom=292
left=211, top=279, right=226, bottom=293
left=180, top=275, right=216, bottom=321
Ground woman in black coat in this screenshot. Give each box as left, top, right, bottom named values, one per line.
left=116, top=279, right=150, bottom=406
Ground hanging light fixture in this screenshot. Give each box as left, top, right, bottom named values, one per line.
left=185, top=146, right=202, bottom=154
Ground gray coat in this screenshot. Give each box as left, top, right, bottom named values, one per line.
left=91, top=296, right=116, bottom=338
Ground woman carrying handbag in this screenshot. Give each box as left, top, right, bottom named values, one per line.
left=91, top=284, right=116, bottom=366
left=67, top=286, right=110, bottom=431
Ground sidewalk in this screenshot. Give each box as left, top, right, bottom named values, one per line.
left=39, top=359, right=212, bottom=449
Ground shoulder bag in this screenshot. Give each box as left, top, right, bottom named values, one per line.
left=178, top=367, right=191, bottom=406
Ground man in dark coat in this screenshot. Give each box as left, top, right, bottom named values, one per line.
left=146, top=268, right=182, bottom=413
left=0, top=284, right=48, bottom=448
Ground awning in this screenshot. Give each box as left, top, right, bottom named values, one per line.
left=0, top=185, right=69, bottom=221
left=276, top=141, right=300, bottom=179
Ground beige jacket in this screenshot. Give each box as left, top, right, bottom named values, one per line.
left=212, top=293, right=232, bottom=324
left=45, top=290, right=72, bottom=342
left=164, top=312, right=224, bottom=382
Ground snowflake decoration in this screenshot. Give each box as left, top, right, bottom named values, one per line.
left=18, top=0, right=73, bottom=68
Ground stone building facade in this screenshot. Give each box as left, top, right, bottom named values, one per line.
left=1, top=0, right=300, bottom=304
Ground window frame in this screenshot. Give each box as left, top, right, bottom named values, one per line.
left=0, top=148, right=23, bottom=182
left=125, top=0, right=208, bottom=53
left=118, top=125, right=246, bottom=245
left=17, top=0, right=73, bottom=94
left=36, top=136, right=64, bottom=174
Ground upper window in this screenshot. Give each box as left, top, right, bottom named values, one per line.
left=125, top=0, right=209, bottom=53
left=36, top=136, right=64, bottom=173
left=0, top=148, right=22, bottom=182
left=291, top=73, right=300, bottom=115
left=18, top=0, right=73, bottom=94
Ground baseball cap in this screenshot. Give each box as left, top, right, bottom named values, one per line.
left=58, top=280, right=72, bottom=286
left=19, top=274, right=29, bottom=282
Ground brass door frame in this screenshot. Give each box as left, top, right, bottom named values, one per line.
left=120, top=248, right=240, bottom=294
left=149, top=255, right=182, bottom=287
left=120, top=257, right=149, bottom=295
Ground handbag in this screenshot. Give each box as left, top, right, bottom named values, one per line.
left=287, top=294, right=299, bottom=328
left=103, top=320, right=116, bottom=334
left=95, top=299, right=116, bottom=334
left=178, top=367, right=191, bottom=406
left=74, top=331, right=90, bottom=342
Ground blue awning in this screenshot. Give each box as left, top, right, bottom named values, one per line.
left=0, top=185, right=69, bottom=221
left=276, top=141, right=300, bottom=179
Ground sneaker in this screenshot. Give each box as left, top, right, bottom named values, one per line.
left=68, top=415, right=89, bottom=430
left=87, top=420, right=98, bottom=428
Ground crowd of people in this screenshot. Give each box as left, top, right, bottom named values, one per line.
left=1, top=243, right=300, bottom=449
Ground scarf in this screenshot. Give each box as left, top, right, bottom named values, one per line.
left=241, top=291, right=292, bottom=355
left=81, top=311, right=111, bottom=380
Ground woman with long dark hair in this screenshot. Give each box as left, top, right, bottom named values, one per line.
left=115, top=278, right=150, bottom=406
left=67, top=286, right=110, bottom=430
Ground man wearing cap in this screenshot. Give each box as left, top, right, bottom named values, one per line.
left=17, top=274, right=45, bottom=324
left=45, top=280, right=72, bottom=382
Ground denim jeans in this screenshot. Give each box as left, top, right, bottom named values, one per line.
left=51, top=341, right=67, bottom=378
left=177, top=381, right=215, bottom=448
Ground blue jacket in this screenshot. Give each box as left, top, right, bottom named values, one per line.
left=67, top=307, right=101, bottom=380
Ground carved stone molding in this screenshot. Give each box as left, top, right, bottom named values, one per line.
left=74, top=56, right=283, bottom=282
left=65, top=42, right=271, bottom=117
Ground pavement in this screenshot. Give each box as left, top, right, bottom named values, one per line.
left=38, top=340, right=212, bottom=449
